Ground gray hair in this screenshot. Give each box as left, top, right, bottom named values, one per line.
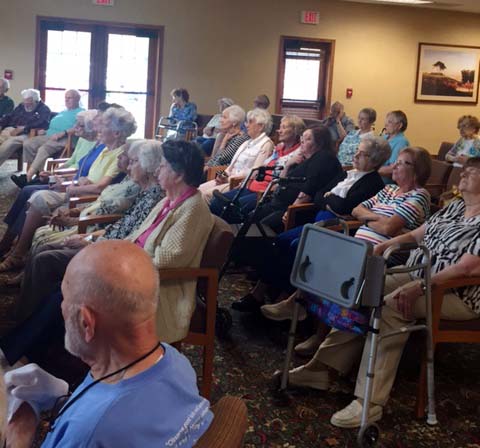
left=103, top=107, right=137, bottom=139
left=387, top=110, right=408, bottom=132
left=247, top=108, right=273, bottom=134
left=218, top=97, right=235, bottom=109
left=0, top=78, right=10, bottom=90
left=129, top=139, right=163, bottom=175
left=223, top=104, right=245, bottom=127
left=76, top=109, right=98, bottom=133
left=359, top=107, right=377, bottom=124
left=21, top=88, right=40, bottom=102
left=361, top=135, right=392, bottom=170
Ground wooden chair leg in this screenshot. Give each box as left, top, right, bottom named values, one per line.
left=201, top=343, right=214, bottom=400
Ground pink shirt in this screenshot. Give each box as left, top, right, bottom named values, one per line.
left=135, top=187, right=197, bottom=248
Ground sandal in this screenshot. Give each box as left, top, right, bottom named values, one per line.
left=0, top=254, right=25, bottom=273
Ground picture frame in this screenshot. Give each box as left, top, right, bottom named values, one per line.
left=415, top=42, right=480, bottom=104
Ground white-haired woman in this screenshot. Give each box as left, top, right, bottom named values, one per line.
left=205, top=104, right=250, bottom=168
left=0, top=78, right=14, bottom=118
left=0, top=107, right=137, bottom=271
left=195, top=97, right=235, bottom=155
left=0, top=89, right=51, bottom=167
left=199, top=108, right=274, bottom=203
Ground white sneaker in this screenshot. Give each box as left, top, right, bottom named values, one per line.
left=287, top=365, right=329, bottom=390
left=260, top=300, right=306, bottom=321
left=330, top=399, right=383, bottom=428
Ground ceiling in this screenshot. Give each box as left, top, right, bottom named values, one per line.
left=342, top=0, right=480, bottom=14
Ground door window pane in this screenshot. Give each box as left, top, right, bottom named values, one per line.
left=44, top=89, right=89, bottom=114
left=106, top=92, right=147, bottom=139
left=45, top=30, right=91, bottom=90
left=282, top=57, right=320, bottom=101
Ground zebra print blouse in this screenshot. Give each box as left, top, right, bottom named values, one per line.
left=407, top=199, right=480, bottom=314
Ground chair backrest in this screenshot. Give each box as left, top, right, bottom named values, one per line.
left=200, top=216, right=234, bottom=270
left=425, top=159, right=453, bottom=200
left=446, top=166, right=462, bottom=191
left=196, top=113, right=214, bottom=135
left=436, top=141, right=454, bottom=161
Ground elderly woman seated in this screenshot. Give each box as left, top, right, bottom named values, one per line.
left=209, top=115, right=305, bottom=220
left=0, top=107, right=136, bottom=272
left=168, top=88, right=197, bottom=122
left=195, top=97, right=235, bottom=155
left=445, top=115, right=480, bottom=167
left=337, top=107, right=376, bottom=166
left=237, top=146, right=431, bottom=314
left=199, top=108, right=274, bottom=203
left=0, top=109, right=102, bottom=257
left=281, top=157, right=480, bottom=430
left=205, top=105, right=249, bottom=168
left=378, top=110, right=409, bottom=182
left=0, top=141, right=212, bottom=365
left=16, top=140, right=165, bottom=320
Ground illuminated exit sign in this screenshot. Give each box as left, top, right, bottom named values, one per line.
left=93, top=0, right=115, bottom=6
left=300, top=10, right=320, bottom=25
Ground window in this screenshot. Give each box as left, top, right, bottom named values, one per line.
left=36, top=17, right=163, bottom=138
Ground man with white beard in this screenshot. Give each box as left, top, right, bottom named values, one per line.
left=4, top=240, right=212, bottom=447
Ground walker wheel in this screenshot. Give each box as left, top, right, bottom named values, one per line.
left=215, top=307, right=233, bottom=339
left=357, top=423, right=380, bottom=448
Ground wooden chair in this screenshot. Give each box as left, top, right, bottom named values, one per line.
left=195, top=396, right=248, bottom=448
left=436, top=141, right=454, bottom=161
left=206, top=165, right=227, bottom=181
left=283, top=202, right=316, bottom=231
left=425, top=159, right=453, bottom=202
left=164, top=216, right=234, bottom=399
left=59, top=131, right=75, bottom=158
left=416, top=276, right=480, bottom=418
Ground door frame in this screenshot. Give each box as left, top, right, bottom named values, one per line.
left=275, top=35, right=335, bottom=119
left=35, top=16, right=164, bottom=138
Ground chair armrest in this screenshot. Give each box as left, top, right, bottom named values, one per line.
left=54, top=167, right=77, bottom=176
left=206, top=165, right=227, bottom=181
left=77, top=214, right=122, bottom=233
left=229, top=176, right=244, bottom=190
left=284, top=203, right=316, bottom=231
left=69, top=195, right=99, bottom=209
left=46, top=158, right=70, bottom=171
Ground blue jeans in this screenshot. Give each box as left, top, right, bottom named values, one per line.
left=195, top=137, right=216, bottom=156
left=210, top=188, right=258, bottom=222
left=4, top=185, right=50, bottom=236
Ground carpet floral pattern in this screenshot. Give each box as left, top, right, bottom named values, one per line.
left=0, top=162, right=479, bottom=447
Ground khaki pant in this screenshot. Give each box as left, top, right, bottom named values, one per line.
left=0, top=132, right=28, bottom=167
left=313, top=271, right=478, bottom=406
left=23, top=135, right=67, bottom=173
left=198, top=179, right=230, bottom=204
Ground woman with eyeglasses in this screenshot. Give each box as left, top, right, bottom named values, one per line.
left=445, top=115, right=480, bottom=167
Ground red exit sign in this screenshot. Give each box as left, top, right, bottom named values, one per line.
left=300, top=10, right=320, bottom=25
left=92, top=0, right=114, bottom=5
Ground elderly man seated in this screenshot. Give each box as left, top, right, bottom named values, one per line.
left=5, top=240, right=213, bottom=447
left=0, top=78, right=14, bottom=118
left=0, top=89, right=51, bottom=166
left=20, top=89, right=84, bottom=182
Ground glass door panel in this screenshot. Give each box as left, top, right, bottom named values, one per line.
left=45, top=30, right=91, bottom=111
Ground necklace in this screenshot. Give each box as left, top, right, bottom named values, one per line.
left=48, top=342, right=161, bottom=431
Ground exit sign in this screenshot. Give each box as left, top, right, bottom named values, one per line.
left=93, top=0, right=114, bottom=5
left=300, top=10, right=320, bottom=25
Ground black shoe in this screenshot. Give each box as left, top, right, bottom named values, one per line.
left=10, top=174, right=28, bottom=188
left=231, top=293, right=263, bottom=312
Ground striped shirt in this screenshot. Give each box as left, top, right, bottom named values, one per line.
left=206, top=133, right=250, bottom=167
left=407, top=199, right=480, bottom=314
left=355, top=184, right=430, bottom=245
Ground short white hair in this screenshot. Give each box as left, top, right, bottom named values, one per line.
left=0, top=78, right=10, bottom=90
left=129, top=139, right=163, bottom=175
left=103, top=107, right=137, bottom=139
left=223, top=105, right=245, bottom=126
left=247, top=108, right=273, bottom=134
left=21, top=88, right=40, bottom=102
left=75, top=109, right=98, bottom=133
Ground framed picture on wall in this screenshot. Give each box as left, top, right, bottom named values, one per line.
left=415, top=42, right=480, bottom=104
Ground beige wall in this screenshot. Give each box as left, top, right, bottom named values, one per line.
left=0, top=0, right=479, bottom=151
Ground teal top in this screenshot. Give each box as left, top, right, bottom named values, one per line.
left=63, top=138, right=98, bottom=168
left=46, top=107, right=84, bottom=136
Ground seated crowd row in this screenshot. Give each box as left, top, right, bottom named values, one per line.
left=0, top=83, right=479, bottom=445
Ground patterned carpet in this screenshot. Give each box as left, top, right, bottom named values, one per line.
left=0, top=161, right=479, bottom=447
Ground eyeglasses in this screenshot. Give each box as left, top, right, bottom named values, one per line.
left=461, top=167, right=480, bottom=177
left=395, top=159, right=414, bottom=167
